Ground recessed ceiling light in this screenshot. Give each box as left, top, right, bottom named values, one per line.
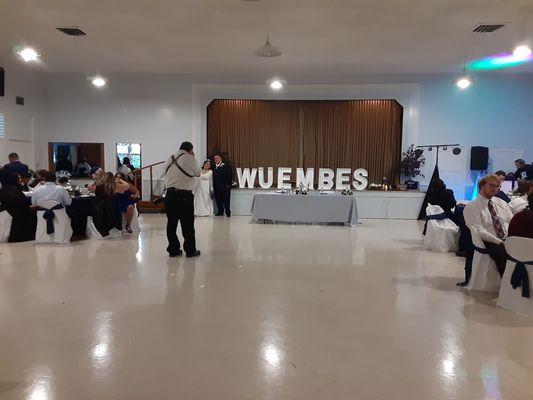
left=266, top=78, right=286, bottom=90
left=270, top=80, right=283, bottom=90
left=16, top=47, right=40, bottom=62
left=513, top=44, right=532, bottom=60
left=455, top=76, right=472, bottom=89
left=91, top=76, right=107, bottom=88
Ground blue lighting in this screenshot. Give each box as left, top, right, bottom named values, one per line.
left=470, top=172, right=483, bottom=201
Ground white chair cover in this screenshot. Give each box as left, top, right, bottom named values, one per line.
left=122, top=205, right=140, bottom=233
left=35, top=200, right=73, bottom=244
left=423, top=204, right=459, bottom=253
left=498, top=236, right=533, bottom=315
left=86, top=217, right=122, bottom=240
left=465, top=228, right=501, bottom=292
left=0, top=210, right=13, bottom=243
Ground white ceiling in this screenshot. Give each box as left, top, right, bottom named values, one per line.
left=1, top=0, right=532, bottom=77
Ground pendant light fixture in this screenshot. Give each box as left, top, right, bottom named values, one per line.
left=254, top=36, right=282, bottom=57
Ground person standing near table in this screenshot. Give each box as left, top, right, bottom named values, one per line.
left=1, top=153, right=29, bottom=186
left=163, top=141, right=201, bottom=258
left=514, top=159, right=533, bottom=181
left=212, top=154, right=233, bottom=217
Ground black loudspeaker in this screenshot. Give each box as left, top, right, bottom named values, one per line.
left=0, top=67, right=4, bottom=97
left=470, top=146, right=489, bottom=170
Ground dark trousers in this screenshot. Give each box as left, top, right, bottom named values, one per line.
left=165, top=189, right=196, bottom=255
left=483, top=241, right=508, bottom=277
left=214, top=186, right=231, bottom=216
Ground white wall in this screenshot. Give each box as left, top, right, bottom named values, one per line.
left=0, top=58, right=46, bottom=168
left=22, top=71, right=533, bottom=200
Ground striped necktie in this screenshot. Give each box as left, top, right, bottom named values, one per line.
left=487, top=199, right=505, bottom=239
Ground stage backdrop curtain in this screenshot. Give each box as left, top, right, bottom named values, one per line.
left=207, top=99, right=403, bottom=184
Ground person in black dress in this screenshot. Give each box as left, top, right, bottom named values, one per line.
left=0, top=172, right=36, bottom=242
left=426, top=179, right=457, bottom=221
left=212, top=154, right=233, bottom=217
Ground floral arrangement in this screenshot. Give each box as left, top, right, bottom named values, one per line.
left=399, top=144, right=426, bottom=179
left=56, top=170, right=72, bottom=179
left=294, top=183, right=310, bottom=195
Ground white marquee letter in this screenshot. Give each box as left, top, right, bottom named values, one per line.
left=277, top=167, right=292, bottom=189
left=236, top=168, right=257, bottom=188
left=258, top=167, right=273, bottom=189
left=335, top=168, right=351, bottom=190
left=296, top=168, right=314, bottom=189
left=353, top=168, right=368, bottom=190
left=318, top=168, right=335, bottom=190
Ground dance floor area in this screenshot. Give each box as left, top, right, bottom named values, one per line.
left=1, top=216, right=533, bottom=399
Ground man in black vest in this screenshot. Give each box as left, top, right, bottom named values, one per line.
left=212, top=154, right=233, bottom=217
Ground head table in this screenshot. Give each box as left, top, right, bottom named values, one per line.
left=251, top=192, right=359, bottom=226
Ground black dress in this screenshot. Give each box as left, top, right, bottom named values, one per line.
left=0, top=186, right=36, bottom=242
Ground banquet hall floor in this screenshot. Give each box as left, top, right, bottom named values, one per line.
left=1, top=216, right=533, bottom=400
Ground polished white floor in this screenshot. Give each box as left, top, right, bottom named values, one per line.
left=1, top=216, right=533, bottom=400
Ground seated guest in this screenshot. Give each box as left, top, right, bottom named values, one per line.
left=94, top=172, right=116, bottom=202
left=494, top=170, right=511, bottom=203
left=88, top=168, right=105, bottom=193
left=508, top=193, right=533, bottom=239
left=76, top=157, right=92, bottom=177
left=514, top=159, right=533, bottom=181
left=20, top=173, right=32, bottom=192
left=0, top=172, right=36, bottom=242
left=1, top=153, right=29, bottom=186
left=29, top=169, right=46, bottom=188
left=31, top=171, right=72, bottom=207
left=426, top=179, right=456, bottom=220
left=92, top=172, right=122, bottom=236
left=464, top=174, right=513, bottom=276
left=57, top=177, right=69, bottom=187
left=115, top=173, right=140, bottom=233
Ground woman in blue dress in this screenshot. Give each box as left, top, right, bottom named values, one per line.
left=114, top=173, right=140, bottom=233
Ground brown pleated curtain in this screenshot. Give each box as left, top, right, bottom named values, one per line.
left=207, top=99, right=403, bottom=184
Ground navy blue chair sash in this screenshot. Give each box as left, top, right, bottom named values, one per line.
left=423, top=212, right=448, bottom=235
left=507, top=255, right=533, bottom=299
left=37, top=204, right=64, bottom=235
left=473, top=245, right=490, bottom=254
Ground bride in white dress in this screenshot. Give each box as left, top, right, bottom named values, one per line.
left=194, top=160, right=214, bottom=216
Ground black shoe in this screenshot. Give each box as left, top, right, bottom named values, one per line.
left=186, top=250, right=201, bottom=258
left=168, top=250, right=183, bottom=257
left=226, top=213, right=231, bottom=217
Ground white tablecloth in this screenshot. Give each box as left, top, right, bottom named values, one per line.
left=251, top=193, right=358, bottom=226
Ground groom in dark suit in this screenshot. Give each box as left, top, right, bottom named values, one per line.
left=212, top=154, right=233, bottom=217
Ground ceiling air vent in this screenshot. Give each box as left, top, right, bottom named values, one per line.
left=472, top=23, right=505, bottom=33
left=56, top=27, right=86, bottom=36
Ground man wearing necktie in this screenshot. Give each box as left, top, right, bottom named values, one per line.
left=464, top=174, right=514, bottom=276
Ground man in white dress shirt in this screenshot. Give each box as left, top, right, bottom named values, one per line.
left=31, top=171, right=72, bottom=207
left=463, top=174, right=513, bottom=276
left=163, top=141, right=202, bottom=258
